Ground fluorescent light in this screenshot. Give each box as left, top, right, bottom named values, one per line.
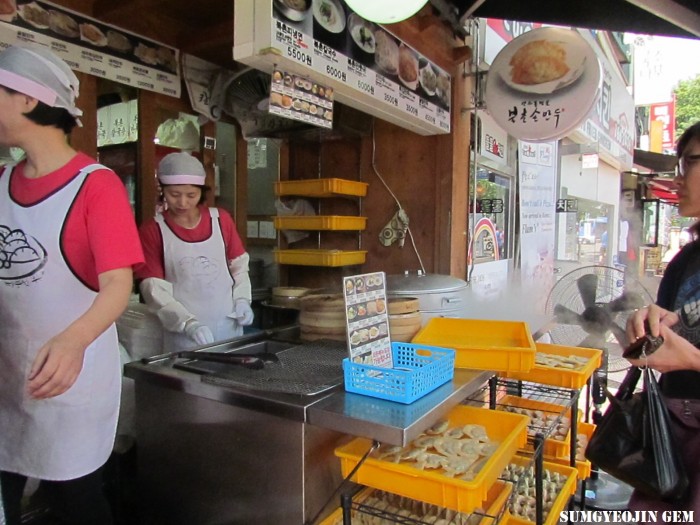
left=344, top=0, right=429, bottom=24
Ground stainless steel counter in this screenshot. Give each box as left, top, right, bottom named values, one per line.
left=123, top=331, right=493, bottom=524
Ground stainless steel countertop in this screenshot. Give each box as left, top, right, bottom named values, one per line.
left=123, top=329, right=494, bottom=446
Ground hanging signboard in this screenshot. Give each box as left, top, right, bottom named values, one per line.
left=0, top=0, right=180, bottom=98
left=343, top=271, right=392, bottom=366
left=269, top=67, right=334, bottom=128
left=234, top=0, right=450, bottom=136
left=484, top=27, right=601, bottom=142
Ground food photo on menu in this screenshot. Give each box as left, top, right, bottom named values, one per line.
left=6, top=1, right=178, bottom=74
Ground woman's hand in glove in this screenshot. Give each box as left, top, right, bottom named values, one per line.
left=233, top=299, right=254, bottom=326
left=184, top=320, right=215, bottom=345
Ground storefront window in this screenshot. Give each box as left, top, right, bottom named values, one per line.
left=469, top=167, right=513, bottom=263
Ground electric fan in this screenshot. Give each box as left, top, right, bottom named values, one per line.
left=544, top=265, right=654, bottom=510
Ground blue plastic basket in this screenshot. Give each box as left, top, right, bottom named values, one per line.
left=342, top=343, right=456, bottom=404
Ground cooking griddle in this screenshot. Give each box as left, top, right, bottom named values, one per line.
left=182, top=340, right=347, bottom=396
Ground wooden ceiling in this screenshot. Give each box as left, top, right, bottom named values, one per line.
left=59, top=0, right=235, bottom=67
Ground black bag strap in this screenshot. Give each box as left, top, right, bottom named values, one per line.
left=607, top=365, right=642, bottom=402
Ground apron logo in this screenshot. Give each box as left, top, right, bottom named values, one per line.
left=177, top=256, right=220, bottom=289
left=0, top=224, right=47, bottom=285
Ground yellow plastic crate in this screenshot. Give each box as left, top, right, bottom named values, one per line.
left=274, top=178, right=369, bottom=197
left=501, top=455, right=578, bottom=525
left=273, top=249, right=367, bottom=267
left=319, top=481, right=512, bottom=525
left=334, top=406, right=529, bottom=514
left=273, top=215, right=367, bottom=231
left=502, top=343, right=602, bottom=389
left=547, top=421, right=595, bottom=480
left=411, top=318, right=536, bottom=372
left=496, top=395, right=582, bottom=459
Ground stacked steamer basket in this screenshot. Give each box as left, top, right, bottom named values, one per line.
left=299, top=293, right=347, bottom=342
left=387, top=297, right=422, bottom=342
left=270, top=286, right=310, bottom=309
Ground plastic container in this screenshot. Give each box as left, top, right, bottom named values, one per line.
left=497, top=395, right=581, bottom=458
left=502, top=343, right=602, bottom=389
left=274, top=178, right=369, bottom=197
left=411, top=318, right=536, bottom=372
left=334, top=405, right=529, bottom=514
left=500, top=455, right=578, bottom=525
left=548, top=421, right=595, bottom=479
left=273, top=215, right=367, bottom=231
left=343, top=343, right=455, bottom=404
left=319, top=480, right=512, bottom=525
left=273, top=249, right=367, bottom=267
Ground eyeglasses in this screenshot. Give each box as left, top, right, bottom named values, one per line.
left=677, top=154, right=700, bottom=178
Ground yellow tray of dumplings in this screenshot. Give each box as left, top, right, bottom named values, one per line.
left=319, top=479, right=512, bottom=525
left=546, top=421, right=595, bottom=480
left=496, top=395, right=582, bottom=459
left=499, top=455, right=578, bottom=525
left=501, top=343, right=602, bottom=389
left=334, top=405, right=528, bottom=514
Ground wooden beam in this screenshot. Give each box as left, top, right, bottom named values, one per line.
left=451, top=45, right=472, bottom=65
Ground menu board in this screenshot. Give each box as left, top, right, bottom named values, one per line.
left=269, top=67, right=334, bottom=128
left=343, top=271, right=392, bottom=366
left=268, top=0, right=450, bottom=134
left=0, top=0, right=180, bottom=98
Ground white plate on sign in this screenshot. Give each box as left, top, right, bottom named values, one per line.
left=484, top=27, right=601, bottom=142
left=498, top=37, right=589, bottom=95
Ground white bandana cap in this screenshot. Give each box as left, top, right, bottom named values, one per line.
left=0, top=44, right=83, bottom=126
left=158, top=152, right=206, bottom=186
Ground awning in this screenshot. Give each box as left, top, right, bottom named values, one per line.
left=633, top=148, right=677, bottom=174
left=647, top=178, right=678, bottom=204
left=449, top=0, right=700, bottom=39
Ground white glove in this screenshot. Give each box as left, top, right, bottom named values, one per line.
left=140, top=277, right=195, bottom=333
left=232, top=299, right=254, bottom=326
left=184, top=320, right=214, bottom=345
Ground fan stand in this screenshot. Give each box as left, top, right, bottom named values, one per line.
left=543, top=265, right=653, bottom=512
left=577, top=351, right=635, bottom=510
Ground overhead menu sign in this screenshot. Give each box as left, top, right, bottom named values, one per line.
left=0, top=0, right=180, bottom=98
left=234, top=0, right=450, bottom=136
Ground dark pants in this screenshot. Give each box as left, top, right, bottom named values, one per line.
left=628, top=397, right=700, bottom=515
left=0, top=467, right=113, bottom=525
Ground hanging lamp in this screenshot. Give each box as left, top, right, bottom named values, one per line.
left=344, top=0, right=429, bottom=24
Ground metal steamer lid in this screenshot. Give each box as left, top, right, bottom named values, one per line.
left=386, top=272, right=468, bottom=295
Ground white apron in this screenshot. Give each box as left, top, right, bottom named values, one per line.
left=157, top=208, right=240, bottom=351
left=0, top=164, right=121, bottom=481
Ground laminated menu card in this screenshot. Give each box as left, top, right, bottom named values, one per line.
left=343, top=271, right=392, bottom=367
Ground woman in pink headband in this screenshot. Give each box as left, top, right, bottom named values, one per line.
left=0, top=45, right=144, bottom=525
left=136, top=152, right=254, bottom=350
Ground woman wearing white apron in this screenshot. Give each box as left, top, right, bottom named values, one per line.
left=0, top=46, right=143, bottom=524
left=137, top=152, right=254, bottom=351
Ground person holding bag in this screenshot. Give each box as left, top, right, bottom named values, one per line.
left=136, top=152, right=254, bottom=351
left=625, top=121, right=700, bottom=512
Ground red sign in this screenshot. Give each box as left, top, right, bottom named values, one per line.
left=650, top=100, right=676, bottom=151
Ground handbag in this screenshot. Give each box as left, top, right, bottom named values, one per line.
left=585, top=365, right=689, bottom=501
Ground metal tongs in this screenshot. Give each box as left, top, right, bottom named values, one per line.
left=176, top=351, right=280, bottom=370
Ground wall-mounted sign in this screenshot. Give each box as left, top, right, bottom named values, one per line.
left=650, top=100, right=675, bottom=152
left=485, top=27, right=601, bottom=142
left=234, top=0, right=450, bottom=136
left=269, top=68, right=334, bottom=128
left=0, top=0, right=180, bottom=98
left=556, top=199, right=578, bottom=212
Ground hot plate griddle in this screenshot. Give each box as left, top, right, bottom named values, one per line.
left=176, top=340, right=347, bottom=396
